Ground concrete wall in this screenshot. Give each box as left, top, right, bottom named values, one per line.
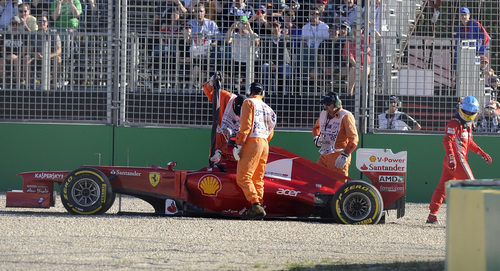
left=2, top=123, right=499, bottom=202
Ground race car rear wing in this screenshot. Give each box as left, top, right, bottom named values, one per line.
left=356, top=148, right=407, bottom=218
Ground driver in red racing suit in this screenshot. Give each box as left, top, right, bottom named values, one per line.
left=426, top=96, right=493, bottom=224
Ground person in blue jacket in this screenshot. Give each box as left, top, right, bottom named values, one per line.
left=455, top=7, right=490, bottom=56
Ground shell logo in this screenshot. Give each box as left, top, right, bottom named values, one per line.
left=198, top=175, right=222, bottom=197
left=369, top=155, right=376, bottom=162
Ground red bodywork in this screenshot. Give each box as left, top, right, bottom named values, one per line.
left=6, top=146, right=405, bottom=219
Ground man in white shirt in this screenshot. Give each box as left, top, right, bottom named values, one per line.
left=299, top=9, right=329, bottom=92
left=187, top=4, right=220, bottom=89
left=378, top=96, right=421, bottom=131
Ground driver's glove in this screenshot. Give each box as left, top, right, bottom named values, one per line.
left=480, top=151, right=492, bottom=165
left=313, top=136, right=321, bottom=148
left=448, top=154, right=456, bottom=170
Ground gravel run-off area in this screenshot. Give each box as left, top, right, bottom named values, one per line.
left=0, top=194, right=446, bottom=271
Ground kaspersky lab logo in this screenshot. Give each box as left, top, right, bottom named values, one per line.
left=378, top=175, right=404, bottom=183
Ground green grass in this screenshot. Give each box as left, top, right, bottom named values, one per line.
left=285, top=260, right=444, bottom=271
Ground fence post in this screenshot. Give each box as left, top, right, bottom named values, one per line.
left=41, top=34, right=51, bottom=91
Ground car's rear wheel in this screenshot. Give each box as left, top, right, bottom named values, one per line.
left=61, top=167, right=115, bottom=215
left=331, top=180, right=383, bottom=224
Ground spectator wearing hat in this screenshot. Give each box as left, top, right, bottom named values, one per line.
left=456, top=7, right=490, bottom=56
left=226, top=15, right=259, bottom=91
left=222, top=0, right=255, bottom=33
left=477, top=100, right=500, bottom=133
left=249, top=4, right=271, bottom=37
left=378, top=96, right=421, bottom=131
left=283, top=0, right=299, bottom=12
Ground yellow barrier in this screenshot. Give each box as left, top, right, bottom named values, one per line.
left=446, top=180, right=500, bottom=271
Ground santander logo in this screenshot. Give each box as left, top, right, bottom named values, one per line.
left=356, top=149, right=407, bottom=173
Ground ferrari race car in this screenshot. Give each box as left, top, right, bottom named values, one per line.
left=5, top=145, right=406, bottom=225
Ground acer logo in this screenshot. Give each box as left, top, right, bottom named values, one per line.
left=276, top=188, right=301, bottom=197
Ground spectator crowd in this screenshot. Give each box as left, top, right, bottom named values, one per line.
left=142, top=0, right=377, bottom=94
left=0, top=0, right=499, bottom=132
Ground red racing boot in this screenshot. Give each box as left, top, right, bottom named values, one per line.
left=426, top=213, right=439, bottom=224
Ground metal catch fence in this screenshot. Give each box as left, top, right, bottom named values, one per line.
left=0, top=0, right=499, bottom=134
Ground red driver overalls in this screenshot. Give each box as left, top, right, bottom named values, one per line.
left=429, top=118, right=486, bottom=214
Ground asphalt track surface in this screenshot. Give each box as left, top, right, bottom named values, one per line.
left=0, top=194, right=446, bottom=271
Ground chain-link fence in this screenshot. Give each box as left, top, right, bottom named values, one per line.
left=1, top=0, right=499, bottom=134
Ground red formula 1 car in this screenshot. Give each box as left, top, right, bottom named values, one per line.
left=5, top=145, right=406, bottom=224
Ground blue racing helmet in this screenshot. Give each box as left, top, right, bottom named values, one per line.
left=458, top=96, right=479, bottom=122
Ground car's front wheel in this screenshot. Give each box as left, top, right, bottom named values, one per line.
left=61, top=167, right=115, bottom=215
left=331, top=180, right=383, bottom=224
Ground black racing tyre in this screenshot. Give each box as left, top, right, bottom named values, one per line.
left=61, top=167, right=115, bottom=215
left=331, top=180, right=384, bottom=225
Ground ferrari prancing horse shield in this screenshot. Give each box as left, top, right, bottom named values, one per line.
left=149, top=172, right=161, bottom=187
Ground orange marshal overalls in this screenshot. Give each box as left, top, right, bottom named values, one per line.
left=312, top=108, right=359, bottom=182
left=203, top=81, right=237, bottom=150
left=235, top=95, right=276, bottom=204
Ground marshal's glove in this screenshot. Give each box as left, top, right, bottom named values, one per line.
left=209, top=72, right=222, bottom=86
left=448, top=154, right=456, bottom=170
left=233, top=145, right=242, bottom=161
left=209, top=74, right=216, bottom=86
left=210, top=149, right=222, bottom=163
left=335, top=152, right=349, bottom=169
left=313, top=136, right=321, bottom=148
left=480, top=152, right=492, bottom=165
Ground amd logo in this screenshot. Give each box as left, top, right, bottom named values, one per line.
left=378, top=175, right=404, bottom=183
